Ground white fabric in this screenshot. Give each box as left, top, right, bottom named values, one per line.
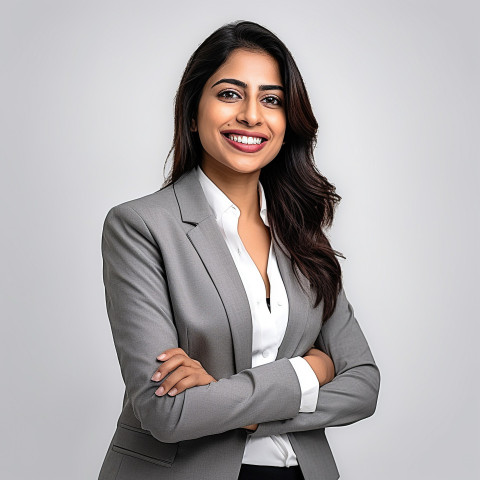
left=195, top=165, right=319, bottom=467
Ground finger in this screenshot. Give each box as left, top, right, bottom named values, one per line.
left=162, top=371, right=214, bottom=396
left=151, top=354, right=200, bottom=381
left=152, top=353, right=183, bottom=380
left=151, top=354, right=194, bottom=382
left=155, top=366, right=192, bottom=396
left=157, top=347, right=187, bottom=361
left=166, top=375, right=204, bottom=395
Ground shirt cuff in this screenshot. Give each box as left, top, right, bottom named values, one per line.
left=288, top=356, right=320, bottom=413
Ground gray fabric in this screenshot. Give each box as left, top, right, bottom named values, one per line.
left=98, top=167, right=380, bottom=480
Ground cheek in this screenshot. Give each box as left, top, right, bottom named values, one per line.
left=263, top=106, right=286, bottom=131
left=196, top=113, right=215, bottom=148
left=197, top=128, right=216, bottom=155
left=196, top=109, right=223, bottom=153
left=197, top=100, right=231, bottom=132
left=271, top=114, right=286, bottom=139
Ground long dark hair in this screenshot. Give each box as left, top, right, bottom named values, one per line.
left=162, top=20, right=344, bottom=323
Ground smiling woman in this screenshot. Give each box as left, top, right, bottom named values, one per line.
left=98, top=20, right=380, bottom=480
left=193, top=49, right=286, bottom=168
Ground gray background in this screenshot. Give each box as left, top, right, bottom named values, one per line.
left=1, top=1, right=478, bottom=479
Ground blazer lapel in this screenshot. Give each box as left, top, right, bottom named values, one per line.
left=173, top=168, right=312, bottom=374
left=273, top=238, right=312, bottom=361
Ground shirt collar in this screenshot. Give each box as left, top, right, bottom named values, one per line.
left=195, top=165, right=269, bottom=227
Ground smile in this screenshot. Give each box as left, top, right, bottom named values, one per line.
left=226, top=134, right=264, bottom=145
left=221, top=133, right=268, bottom=153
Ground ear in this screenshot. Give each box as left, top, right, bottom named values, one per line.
left=190, top=118, right=197, bottom=132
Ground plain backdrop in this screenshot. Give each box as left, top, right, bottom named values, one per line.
left=1, top=1, right=478, bottom=479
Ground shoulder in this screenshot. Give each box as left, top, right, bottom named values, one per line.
left=104, top=182, right=181, bottom=227
left=100, top=177, right=198, bottom=260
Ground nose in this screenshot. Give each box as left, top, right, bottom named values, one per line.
left=236, top=97, right=263, bottom=127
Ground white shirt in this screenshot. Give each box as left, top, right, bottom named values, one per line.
left=195, top=165, right=319, bottom=467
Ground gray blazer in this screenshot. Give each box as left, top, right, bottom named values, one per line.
left=98, top=167, right=380, bottom=480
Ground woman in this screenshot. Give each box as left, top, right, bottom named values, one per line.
left=98, top=20, right=380, bottom=480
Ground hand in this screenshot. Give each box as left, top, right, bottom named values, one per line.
left=153, top=349, right=257, bottom=431
left=303, top=346, right=335, bottom=386
left=151, top=347, right=217, bottom=397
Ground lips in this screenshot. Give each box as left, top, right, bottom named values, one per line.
left=222, top=133, right=268, bottom=153
left=220, top=129, right=269, bottom=153
left=220, top=129, right=268, bottom=140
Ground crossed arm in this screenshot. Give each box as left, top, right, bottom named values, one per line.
left=148, top=345, right=334, bottom=432
left=102, top=204, right=380, bottom=443
left=247, top=290, right=381, bottom=438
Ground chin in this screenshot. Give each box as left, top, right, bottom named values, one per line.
left=221, top=153, right=269, bottom=171
left=223, top=160, right=264, bottom=174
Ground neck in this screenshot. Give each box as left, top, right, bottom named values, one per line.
left=199, top=158, right=261, bottom=221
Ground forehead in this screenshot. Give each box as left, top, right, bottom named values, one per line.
left=209, top=49, right=282, bottom=86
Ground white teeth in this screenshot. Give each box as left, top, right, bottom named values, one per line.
left=227, top=134, right=264, bottom=145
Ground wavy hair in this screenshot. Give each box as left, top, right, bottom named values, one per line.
left=162, top=20, right=344, bottom=323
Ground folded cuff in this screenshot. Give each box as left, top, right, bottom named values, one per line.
left=288, top=356, right=320, bottom=413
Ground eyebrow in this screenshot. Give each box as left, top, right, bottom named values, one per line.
left=211, top=78, right=284, bottom=92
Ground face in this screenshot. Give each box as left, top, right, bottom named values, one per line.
left=193, top=48, right=286, bottom=174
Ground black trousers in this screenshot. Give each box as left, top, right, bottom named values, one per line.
left=238, top=463, right=305, bottom=480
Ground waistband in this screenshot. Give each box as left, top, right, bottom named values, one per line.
left=238, top=463, right=304, bottom=480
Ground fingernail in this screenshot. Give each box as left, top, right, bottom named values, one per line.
left=151, top=372, right=161, bottom=381
left=157, top=354, right=166, bottom=360
left=168, top=388, right=177, bottom=396
left=155, top=386, right=164, bottom=396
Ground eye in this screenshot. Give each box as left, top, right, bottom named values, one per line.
left=262, top=95, right=283, bottom=107
left=217, top=89, right=242, bottom=101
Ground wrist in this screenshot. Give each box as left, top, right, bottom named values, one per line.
left=303, top=355, right=327, bottom=386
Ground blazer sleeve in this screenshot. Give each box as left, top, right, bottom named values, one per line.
left=101, top=204, right=302, bottom=444
left=247, top=286, right=381, bottom=438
